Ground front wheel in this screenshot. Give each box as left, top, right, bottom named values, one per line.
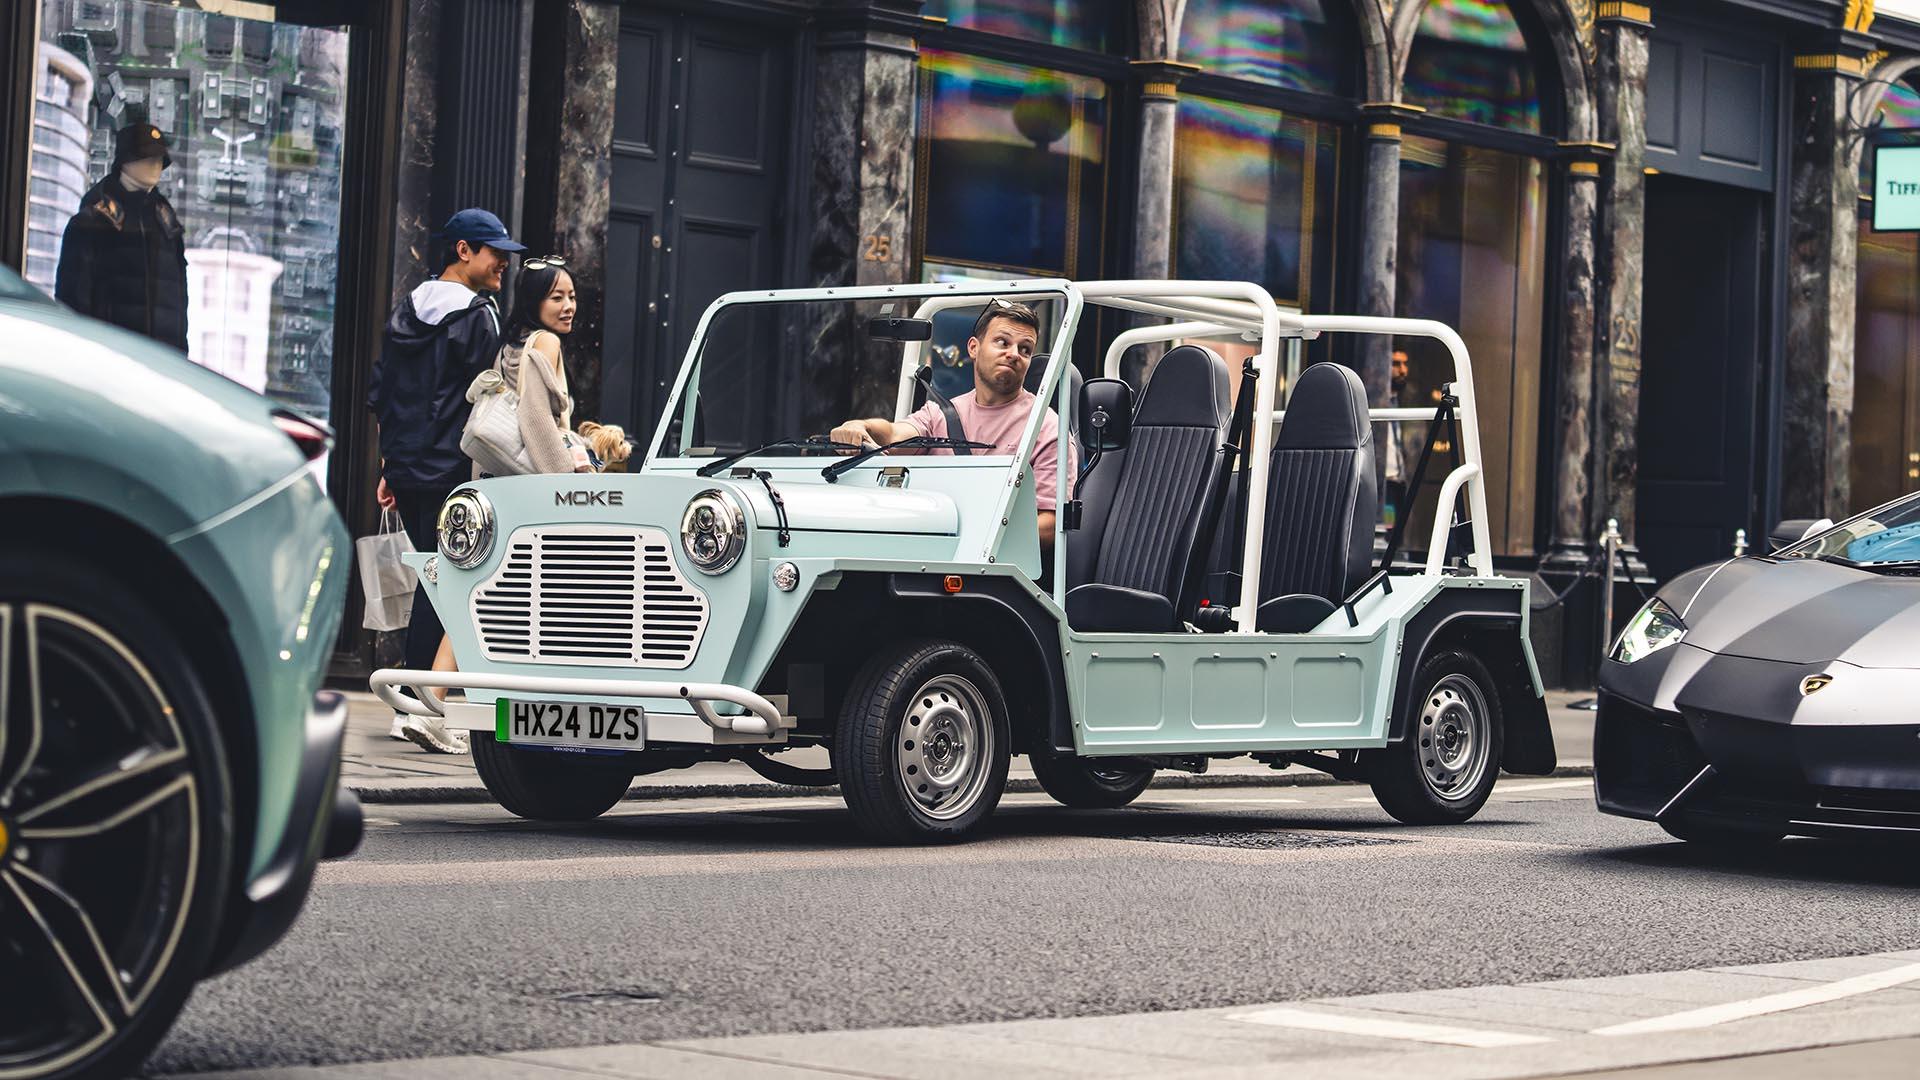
left=1366, top=649, right=1504, bottom=824
left=471, top=736, right=632, bottom=821
left=1030, top=755, right=1153, bottom=809
left=836, top=640, right=1011, bottom=842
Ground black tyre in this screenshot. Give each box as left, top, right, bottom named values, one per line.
left=1030, top=755, right=1153, bottom=809
left=1659, top=815, right=1785, bottom=849
left=471, top=736, right=632, bottom=821
left=1366, top=648, right=1504, bottom=825
left=836, top=639, right=1011, bottom=842
left=0, top=549, right=235, bottom=1080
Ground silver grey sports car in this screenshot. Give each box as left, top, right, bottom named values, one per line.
left=1596, top=492, right=1920, bottom=845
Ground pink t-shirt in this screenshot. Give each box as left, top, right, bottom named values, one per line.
left=907, top=389, right=1076, bottom=511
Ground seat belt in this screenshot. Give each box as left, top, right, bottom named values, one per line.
left=915, top=365, right=971, bottom=455
left=1377, top=385, right=1458, bottom=572
left=1192, top=360, right=1258, bottom=628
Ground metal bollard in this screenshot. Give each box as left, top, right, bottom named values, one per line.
left=1733, top=528, right=1748, bottom=557
left=1600, top=518, right=1622, bottom=664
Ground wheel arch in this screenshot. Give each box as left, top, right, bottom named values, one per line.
left=0, top=495, right=262, bottom=959
left=1390, top=589, right=1556, bottom=776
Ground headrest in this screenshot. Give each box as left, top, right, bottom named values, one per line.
left=1276, top=361, right=1371, bottom=451
left=1135, top=344, right=1231, bottom=429
left=1025, top=353, right=1083, bottom=407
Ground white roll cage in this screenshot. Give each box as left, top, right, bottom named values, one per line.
left=652, top=278, right=1493, bottom=635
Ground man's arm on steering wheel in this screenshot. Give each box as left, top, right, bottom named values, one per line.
left=829, top=417, right=923, bottom=451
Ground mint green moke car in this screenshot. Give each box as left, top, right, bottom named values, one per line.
left=0, top=265, right=359, bottom=1079
left=376, top=280, right=1556, bottom=841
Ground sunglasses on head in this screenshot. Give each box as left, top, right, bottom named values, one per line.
left=523, top=255, right=567, bottom=271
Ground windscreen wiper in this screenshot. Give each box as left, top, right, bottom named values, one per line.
left=697, top=435, right=849, bottom=477
left=821, top=434, right=994, bottom=483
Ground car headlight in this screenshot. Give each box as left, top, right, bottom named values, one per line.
left=437, top=488, right=494, bottom=569
left=681, top=488, right=746, bottom=574
left=1612, top=597, right=1686, bottom=664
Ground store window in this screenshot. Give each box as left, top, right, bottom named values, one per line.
left=1173, top=97, right=1338, bottom=309
left=1395, top=134, right=1548, bottom=556
left=1853, top=77, right=1920, bottom=513
left=922, top=0, right=1115, bottom=52
left=1179, top=0, right=1354, bottom=96
left=25, top=1, right=351, bottom=426
left=1405, top=0, right=1541, bottom=134
left=915, top=50, right=1107, bottom=281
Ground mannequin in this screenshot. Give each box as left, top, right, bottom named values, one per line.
left=54, top=120, right=190, bottom=351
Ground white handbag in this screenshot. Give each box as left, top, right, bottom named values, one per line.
left=461, top=366, right=536, bottom=476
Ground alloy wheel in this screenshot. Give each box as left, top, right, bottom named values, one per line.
left=0, top=603, right=201, bottom=1077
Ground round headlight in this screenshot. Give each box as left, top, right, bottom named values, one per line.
left=681, top=488, right=747, bottom=574
left=437, top=488, right=494, bottom=569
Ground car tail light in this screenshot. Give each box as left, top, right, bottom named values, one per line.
left=272, top=410, right=333, bottom=461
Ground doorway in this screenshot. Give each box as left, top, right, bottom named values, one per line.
left=1635, top=173, right=1766, bottom=584
left=600, top=7, right=794, bottom=441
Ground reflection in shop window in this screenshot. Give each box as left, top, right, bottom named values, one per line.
left=26, top=0, right=350, bottom=430
left=1405, top=0, right=1541, bottom=134
left=1396, top=134, right=1546, bottom=556
left=921, top=0, right=1114, bottom=52
left=917, top=51, right=1107, bottom=282
left=1179, top=0, right=1354, bottom=95
left=1855, top=78, right=1920, bottom=513
left=1173, top=96, right=1338, bottom=309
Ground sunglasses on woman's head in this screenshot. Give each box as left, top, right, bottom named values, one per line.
left=523, top=256, right=567, bottom=271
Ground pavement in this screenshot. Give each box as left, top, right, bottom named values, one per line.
left=342, top=689, right=1598, bottom=804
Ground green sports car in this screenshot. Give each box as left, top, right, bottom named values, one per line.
left=0, top=264, right=359, bottom=1078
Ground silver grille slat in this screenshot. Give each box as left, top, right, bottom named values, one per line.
left=468, top=525, right=709, bottom=668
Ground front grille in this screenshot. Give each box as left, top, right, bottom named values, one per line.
left=469, top=526, right=708, bottom=668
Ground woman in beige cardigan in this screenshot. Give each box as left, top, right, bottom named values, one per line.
left=403, top=257, right=589, bottom=754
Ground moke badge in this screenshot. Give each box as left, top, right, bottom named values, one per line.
left=556, top=490, right=623, bottom=507
left=1800, top=673, right=1834, bottom=696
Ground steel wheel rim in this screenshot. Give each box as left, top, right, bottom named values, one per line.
left=0, top=604, right=199, bottom=1076
left=1088, top=766, right=1141, bottom=787
left=1417, top=673, right=1490, bottom=802
left=896, top=675, right=994, bottom=821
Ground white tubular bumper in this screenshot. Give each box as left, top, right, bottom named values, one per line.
left=369, top=668, right=788, bottom=737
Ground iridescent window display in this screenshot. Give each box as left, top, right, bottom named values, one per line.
left=26, top=1, right=351, bottom=428
left=922, top=0, right=1113, bottom=52
left=1860, top=79, right=1920, bottom=193
left=1404, top=0, right=1542, bottom=133
left=1396, top=134, right=1546, bottom=555
left=1173, top=96, right=1338, bottom=308
left=917, top=51, right=1108, bottom=280
left=1854, top=78, right=1920, bottom=512
left=1178, top=0, right=1353, bottom=96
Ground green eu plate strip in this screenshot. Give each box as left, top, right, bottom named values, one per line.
left=495, top=698, right=508, bottom=742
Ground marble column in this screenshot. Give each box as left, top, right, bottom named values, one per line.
left=522, top=0, right=618, bottom=425
left=387, top=0, right=443, bottom=313
left=1783, top=47, right=1869, bottom=520
left=806, top=1, right=925, bottom=424
left=1355, top=107, right=1409, bottom=408
left=1128, top=61, right=1196, bottom=283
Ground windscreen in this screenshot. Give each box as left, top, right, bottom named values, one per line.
left=654, top=293, right=1071, bottom=461
left=1783, top=492, right=1920, bottom=566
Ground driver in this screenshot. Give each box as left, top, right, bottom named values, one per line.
left=831, top=298, right=1075, bottom=550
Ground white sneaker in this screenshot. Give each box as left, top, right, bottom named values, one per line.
left=388, top=713, right=410, bottom=741
left=401, top=713, right=470, bottom=755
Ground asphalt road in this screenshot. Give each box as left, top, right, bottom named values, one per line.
left=149, top=781, right=1920, bottom=1076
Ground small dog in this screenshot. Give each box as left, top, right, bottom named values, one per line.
left=576, top=421, right=633, bottom=472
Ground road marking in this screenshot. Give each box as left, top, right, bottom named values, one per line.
left=1228, top=1006, right=1552, bottom=1047
left=1493, top=778, right=1591, bottom=794
left=1591, top=962, right=1920, bottom=1036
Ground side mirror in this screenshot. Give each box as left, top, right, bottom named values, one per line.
left=1768, top=517, right=1832, bottom=551
left=868, top=315, right=933, bottom=341
left=1079, top=378, right=1133, bottom=453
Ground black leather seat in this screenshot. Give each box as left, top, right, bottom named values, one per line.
left=1255, top=362, right=1377, bottom=633
left=1066, top=344, right=1232, bottom=632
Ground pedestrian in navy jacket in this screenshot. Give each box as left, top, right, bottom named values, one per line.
left=368, top=208, right=524, bottom=752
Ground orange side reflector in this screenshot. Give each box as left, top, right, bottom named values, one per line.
left=943, top=575, right=964, bottom=593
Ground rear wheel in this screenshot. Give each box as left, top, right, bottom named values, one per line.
left=471, top=736, right=632, bottom=821
left=1367, top=649, right=1503, bottom=824
left=1030, top=755, right=1153, bottom=809
left=836, top=640, right=1010, bottom=842
left=1, top=550, right=234, bottom=1080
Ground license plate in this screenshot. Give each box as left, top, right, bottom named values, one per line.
left=496, top=699, right=645, bottom=750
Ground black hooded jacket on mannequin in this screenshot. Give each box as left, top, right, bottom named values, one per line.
left=53, top=172, right=190, bottom=352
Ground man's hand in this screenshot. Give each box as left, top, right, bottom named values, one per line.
left=830, top=420, right=883, bottom=453
left=376, top=476, right=396, bottom=511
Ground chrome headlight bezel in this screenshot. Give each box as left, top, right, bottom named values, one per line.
left=437, top=488, right=495, bottom=569
left=1611, top=597, right=1686, bottom=664
left=681, top=488, right=747, bottom=575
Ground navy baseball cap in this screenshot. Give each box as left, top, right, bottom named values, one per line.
left=439, top=208, right=526, bottom=252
